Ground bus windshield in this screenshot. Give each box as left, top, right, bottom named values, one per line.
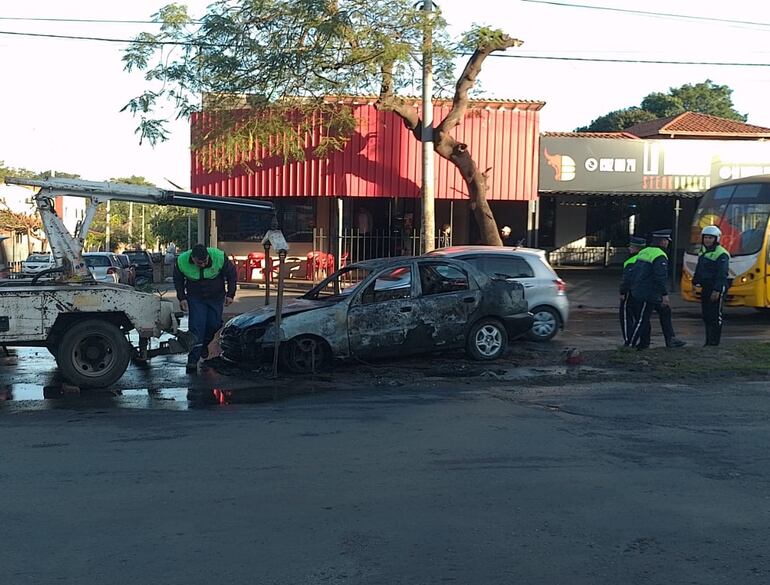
left=689, top=182, right=770, bottom=256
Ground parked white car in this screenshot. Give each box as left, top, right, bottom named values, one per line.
left=21, top=253, right=55, bottom=276
left=427, top=246, right=569, bottom=341
left=83, top=252, right=121, bottom=284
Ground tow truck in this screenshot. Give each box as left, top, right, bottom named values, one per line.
left=0, top=177, right=274, bottom=388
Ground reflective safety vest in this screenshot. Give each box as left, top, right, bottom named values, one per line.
left=636, top=246, right=667, bottom=264
left=623, top=253, right=639, bottom=269
left=699, top=244, right=730, bottom=261
left=177, top=247, right=225, bottom=280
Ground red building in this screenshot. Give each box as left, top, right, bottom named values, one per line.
left=191, top=97, right=543, bottom=261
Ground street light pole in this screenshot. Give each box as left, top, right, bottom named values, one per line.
left=421, top=0, right=435, bottom=253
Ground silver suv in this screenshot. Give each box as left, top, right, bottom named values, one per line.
left=427, top=246, right=569, bottom=341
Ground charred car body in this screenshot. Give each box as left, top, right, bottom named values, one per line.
left=221, top=257, right=533, bottom=373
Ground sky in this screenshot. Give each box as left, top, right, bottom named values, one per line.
left=1, top=0, right=769, bottom=189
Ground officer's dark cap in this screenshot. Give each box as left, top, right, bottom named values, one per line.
left=651, top=229, right=672, bottom=240
left=629, top=235, right=647, bottom=247
left=191, top=243, right=209, bottom=260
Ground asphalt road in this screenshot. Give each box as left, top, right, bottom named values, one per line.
left=2, top=377, right=769, bottom=585
left=3, top=274, right=770, bottom=584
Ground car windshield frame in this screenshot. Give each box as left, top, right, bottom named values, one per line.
left=302, top=265, right=374, bottom=301
left=26, top=254, right=51, bottom=263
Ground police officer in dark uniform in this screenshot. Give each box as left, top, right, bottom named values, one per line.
left=692, top=225, right=730, bottom=346
left=619, top=235, right=647, bottom=345
left=628, top=229, right=686, bottom=350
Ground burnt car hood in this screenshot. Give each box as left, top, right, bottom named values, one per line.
left=225, top=298, right=337, bottom=330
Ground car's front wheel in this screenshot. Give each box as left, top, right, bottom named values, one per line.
left=466, top=318, right=508, bottom=361
left=527, top=306, right=560, bottom=341
left=280, top=335, right=329, bottom=374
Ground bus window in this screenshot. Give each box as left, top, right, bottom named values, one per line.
left=689, top=186, right=733, bottom=253
left=689, top=182, right=770, bottom=256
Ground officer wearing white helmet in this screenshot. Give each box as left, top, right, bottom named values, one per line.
left=692, top=225, right=730, bottom=346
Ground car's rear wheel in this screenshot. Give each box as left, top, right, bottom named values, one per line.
left=56, top=320, right=131, bottom=388
left=466, top=318, right=508, bottom=361
left=280, top=335, right=329, bottom=374
left=527, top=306, right=560, bottom=341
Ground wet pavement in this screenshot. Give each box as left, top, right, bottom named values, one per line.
left=3, top=270, right=770, bottom=410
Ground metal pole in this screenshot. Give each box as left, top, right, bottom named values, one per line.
left=141, top=205, right=145, bottom=245
left=337, top=198, right=343, bottom=270
left=187, top=213, right=192, bottom=249
left=271, top=251, right=287, bottom=380
left=421, top=0, right=435, bottom=253
left=105, top=200, right=111, bottom=251
left=671, top=197, right=681, bottom=292
left=128, top=202, right=134, bottom=240
left=263, top=242, right=272, bottom=306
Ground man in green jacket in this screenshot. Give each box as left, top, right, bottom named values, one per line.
left=174, top=244, right=237, bottom=373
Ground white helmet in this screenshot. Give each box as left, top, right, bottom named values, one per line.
left=701, top=225, right=721, bottom=239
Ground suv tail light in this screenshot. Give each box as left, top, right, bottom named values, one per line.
left=107, top=267, right=118, bottom=275
left=554, top=278, right=566, bottom=294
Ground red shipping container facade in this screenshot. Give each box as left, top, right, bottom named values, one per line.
left=191, top=99, right=542, bottom=201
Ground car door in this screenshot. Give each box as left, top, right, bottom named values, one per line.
left=462, top=254, right=539, bottom=309
left=347, top=263, right=419, bottom=358
left=413, top=260, right=479, bottom=349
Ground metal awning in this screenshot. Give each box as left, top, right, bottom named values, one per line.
left=539, top=191, right=703, bottom=201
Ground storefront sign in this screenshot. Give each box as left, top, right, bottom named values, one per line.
left=539, top=137, right=770, bottom=193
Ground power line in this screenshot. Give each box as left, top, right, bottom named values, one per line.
left=0, top=16, right=163, bottom=24
left=521, top=0, right=770, bottom=28
left=487, top=53, right=770, bottom=67
left=0, top=30, right=205, bottom=46
left=0, top=29, right=767, bottom=68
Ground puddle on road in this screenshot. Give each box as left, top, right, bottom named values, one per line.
left=0, top=384, right=279, bottom=411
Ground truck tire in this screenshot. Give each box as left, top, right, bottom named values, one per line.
left=57, top=320, right=131, bottom=388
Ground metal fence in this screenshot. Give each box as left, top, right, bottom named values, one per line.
left=547, top=245, right=626, bottom=267
left=313, top=228, right=452, bottom=263
left=308, top=228, right=453, bottom=282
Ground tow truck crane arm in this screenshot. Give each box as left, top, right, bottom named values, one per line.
left=4, top=177, right=274, bottom=281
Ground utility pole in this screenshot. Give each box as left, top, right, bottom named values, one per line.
left=128, top=202, right=134, bottom=241
left=421, top=0, right=435, bottom=253
left=106, top=200, right=111, bottom=252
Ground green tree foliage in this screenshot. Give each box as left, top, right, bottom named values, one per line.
left=123, top=1, right=455, bottom=166
left=123, top=1, right=523, bottom=245
left=577, top=80, right=747, bottom=132
left=149, top=206, right=197, bottom=250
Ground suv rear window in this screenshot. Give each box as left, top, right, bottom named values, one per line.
left=125, top=252, right=152, bottom=265
left=85, top=255, right=112, bottom=267
left=462, top=255, right=534, bottom=279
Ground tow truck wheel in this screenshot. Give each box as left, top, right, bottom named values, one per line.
left=57, top=320, right=131, bottom=388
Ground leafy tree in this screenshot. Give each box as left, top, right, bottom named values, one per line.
left=123, top=1, right=524, bottom=246
left=577, top=80, right=747, bottom=131
left=149, top=206, right=197, bottom=250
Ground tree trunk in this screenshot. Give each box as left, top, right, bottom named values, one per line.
left=376, top=34, right=522, bottom=247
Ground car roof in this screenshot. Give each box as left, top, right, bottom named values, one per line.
left=350, top=256, right=472, bottom=270
left=430, top=245, right=546, bottom=258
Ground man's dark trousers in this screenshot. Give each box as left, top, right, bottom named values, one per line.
left=187, top=297, right=224, bottom=363
left=701, top=286, right=725, bottom=345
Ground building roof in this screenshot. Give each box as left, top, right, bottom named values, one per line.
left=202, top=92, right=546, bottom=111
left=624, top=112, right=770, bottom=139
left=541, top=131, right=639, bottom=139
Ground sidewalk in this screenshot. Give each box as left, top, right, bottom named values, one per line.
left=556, top=267, right=691, bottom=311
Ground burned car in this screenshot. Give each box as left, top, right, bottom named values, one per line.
left=221, top=257, right=533, bottom=373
